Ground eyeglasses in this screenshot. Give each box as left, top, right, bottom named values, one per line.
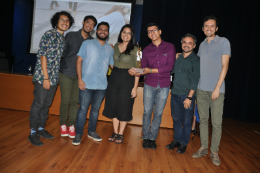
left=60, top=19, right=70, bottom=23
left=147, top=29, right=158, bottom=34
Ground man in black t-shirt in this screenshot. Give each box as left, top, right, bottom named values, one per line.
left=59, top=15, right=97, bottom=139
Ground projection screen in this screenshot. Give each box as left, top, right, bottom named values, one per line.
left=30, top=0, right=133, bottom=53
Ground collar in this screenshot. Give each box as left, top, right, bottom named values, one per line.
left=52, top=28, right=64, bottom=37
left=203, top=35, right=219, bottom=44
left=94, top=37, right=107, bottom=47
left=151, top=40, right=165, bottom=48
left=78, top=29, right=94, bottom=40
left=181, top=51, right=195, bottom=59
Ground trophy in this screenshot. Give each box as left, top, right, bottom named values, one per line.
left=133, top=42, right=144, bottom=73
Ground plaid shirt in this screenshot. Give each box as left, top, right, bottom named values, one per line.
left=32, top=29, right=65, bottom=86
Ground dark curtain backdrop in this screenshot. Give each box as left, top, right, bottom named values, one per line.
left=139, top=0, right=260, bottom=123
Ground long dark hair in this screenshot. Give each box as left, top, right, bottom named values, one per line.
left=117, top=24, right=136, bottom=55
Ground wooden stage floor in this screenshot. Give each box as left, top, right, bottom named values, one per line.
left=0, top=108, right=260, bottom=173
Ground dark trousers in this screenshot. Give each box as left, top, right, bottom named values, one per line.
left=171, top=94, right=195, bottom=145
left=69, top=2, right=78, bottom=11
left=29, top=82, right=57, bottom=129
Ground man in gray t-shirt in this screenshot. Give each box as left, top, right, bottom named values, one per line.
left=192, top=16, right=231, bottom=167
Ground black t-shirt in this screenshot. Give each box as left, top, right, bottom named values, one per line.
left=60, top=29, right=93, bottom=77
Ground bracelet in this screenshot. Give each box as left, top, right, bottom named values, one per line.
left=150, top=69, right=152, bottom=73
left=44, top=79, right=49, bottom=80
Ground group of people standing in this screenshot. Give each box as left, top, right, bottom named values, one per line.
left=28, top=10, right=230, bottom=167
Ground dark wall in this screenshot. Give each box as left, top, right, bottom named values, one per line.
left=140, top=0, right=260, bottom=123
left=12, top=0, right=36, bottom=74
left=0, top=1, right=15, bottom=71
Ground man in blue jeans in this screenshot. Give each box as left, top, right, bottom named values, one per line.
left=166, top=33, right=200, bottom=154
left=129, top=23, right=175, bottom=149
left=72, top=22, right=114, bottom=145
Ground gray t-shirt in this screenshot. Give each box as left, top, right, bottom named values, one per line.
left=197, top=35, right=231, bottom=93
left=60, top=29, right=93, bottom=77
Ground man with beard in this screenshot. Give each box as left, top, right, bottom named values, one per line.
left=166, top=33, right=200, bottom=154
left=59, top=15, right=97, bottom=138
left=72, top=22, right=114, bottom=145
left=192, top=16, right=231, bottom=166
left=29, top=11, right=74, bottom=146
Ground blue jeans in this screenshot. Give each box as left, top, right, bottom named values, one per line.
left=171, top=94, right=195, bottom=145
left=75, top=88, right=106, bottom=135
left=143, top=83, right=169, bottom=140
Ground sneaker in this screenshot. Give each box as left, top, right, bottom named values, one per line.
left=210, top=151, right=221, bottom=166
left=37, top=129, right=54, bottom=139
left=150, top=140, right=157, bottom=149
left=28, top=134, right=43, bottom=146
left=88, top=132, right=102, bottom=141
left=72, top=134, right=82, bottom=145
left=68, top=125, right=76, bottom=138
left=142, top=139, right=150, bottom=149
left=60, top=125, right=69, bottom=137
left=166, top=140, right=180, bottom=150
left=177, top=143, right=187, bottom=154
left=192, top=147, right=208, bottom=158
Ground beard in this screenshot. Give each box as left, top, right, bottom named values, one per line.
left=96, top=32, right=109, bottom=41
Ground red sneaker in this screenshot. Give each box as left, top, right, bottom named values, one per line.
left=60, top=125, right=69, bottom=137
left=68, top=125, right=76, bottom=138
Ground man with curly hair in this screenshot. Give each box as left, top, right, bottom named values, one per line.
left=28, top=11, right=74, bottom=146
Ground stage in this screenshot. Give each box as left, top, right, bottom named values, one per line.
left=0, top=108, right=259, bottom=172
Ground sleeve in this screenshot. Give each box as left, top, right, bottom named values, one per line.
left=197, top=46, right=201, bottom=57
left=189, top=58, right=200, bottom=91
left=77, top=41, right=87, bottom=59
left=221, top=39, right=231, bottom=57
left=38, top=32, right=51, bottom=57
left=109, top=49, right=114, bottom=65
left=157, top=44, right=176, bottom=74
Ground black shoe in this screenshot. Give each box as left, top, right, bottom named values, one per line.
left=142, top=139, right=150, bottom=149
left=150, top=140, right=157, bottom=149
left=28, top=134, right=44, bottom=146
left=72, top=134, right=82, bottom=145
left=37, top=129, right=54, bottom=139
left=166, top=140, right=180, bottom=149
left=177, top=143, right=187, bottom=154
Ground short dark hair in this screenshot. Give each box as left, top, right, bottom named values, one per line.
left=181, top=33, right=197, bottom=45
left=50, top=11, right=74, bottom=29
left=146, top=23, right=161, bottom=31
left=96, top=21, right=110, bottom=32
left=203, top=15, right=219, bottom=27
left=117, top=24, right=136, bottom=55
left=83, top=15, right=97, bottom=27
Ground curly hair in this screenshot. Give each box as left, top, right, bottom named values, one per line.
left=117, top=24, right=136, bottom=55
left=50, top=11, right=74, bottom=29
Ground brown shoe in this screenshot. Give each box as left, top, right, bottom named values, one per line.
left=210, top=151, right=220, bottom=166
left=192, top=147, right=208, bottom=158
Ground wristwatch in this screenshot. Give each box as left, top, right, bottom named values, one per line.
left=187, top=97, right=192, bottom=100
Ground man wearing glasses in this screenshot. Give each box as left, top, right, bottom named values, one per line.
left=59, top=15, right=97, bottom=139
left=129, top=23, right=176, bottom=149
left=29, top=11, right=74, bottom=146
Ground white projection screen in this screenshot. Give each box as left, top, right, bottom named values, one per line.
left=30, top=0, right=133, bottom=53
